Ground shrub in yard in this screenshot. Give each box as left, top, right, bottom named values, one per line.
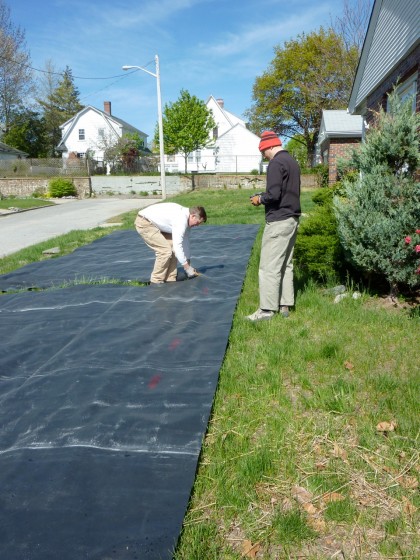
left=333, top=89, right=420, bottom=296
left=295, top=187, right=344, bottom=281
left=48, top=178, right=77, bottom=198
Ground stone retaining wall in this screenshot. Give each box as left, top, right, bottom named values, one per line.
left=0, top=173, right=317, bottom=199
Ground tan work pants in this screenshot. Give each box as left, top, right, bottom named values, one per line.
left=135, top=215, right=178, bottom=283
left=259, top=217, right=299, bottom=310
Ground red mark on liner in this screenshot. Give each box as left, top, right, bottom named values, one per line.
left=169, top=338, right=181, bottom=350
left=202, top=287, right=209, bottom=295
left=148, top=374, right=162, bottom=389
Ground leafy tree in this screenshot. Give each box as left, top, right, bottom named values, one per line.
left=333, top=90, right=420, bottom=296
left=2, top=108, right=48, bottom=156
left=102, top=132, right=147, bottom=172
left=38, top=66, right=84, bottom=156
left=0, top=0, right=33, bottom=133
left=284, top=135, right=308, bottom=169
left=246, top=28, right=359, bottom=166
left=155, top=89, right=216, bottom=173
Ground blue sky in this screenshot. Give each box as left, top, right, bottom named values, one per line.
left=11, top=0, right=362, bottom=140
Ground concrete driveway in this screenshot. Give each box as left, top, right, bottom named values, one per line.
left=0, top=198, right=158, bottom=257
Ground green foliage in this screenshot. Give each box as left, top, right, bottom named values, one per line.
left=38, top=66, right=84, bottom=156
left=295, top=187, right=344, bottom=280
left=155, top=89, right=216, bottom=173
left=246, top=28, right=359, bottom=165
left=334, top=90, right=420, bottom=294
left=2, top=109, right=48, bottom=157
left=103, top=132, right=146, bottom=172
left=313, top=163, right=329, bottom=188
left=48, top=178, right=77, bottom=198
left=285, top=135, right=307, bottom=168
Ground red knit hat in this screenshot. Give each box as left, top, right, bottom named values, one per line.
left=258, top=131, right=282, bottom=152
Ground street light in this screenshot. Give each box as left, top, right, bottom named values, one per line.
left=122, top=55, right=166, bottom=199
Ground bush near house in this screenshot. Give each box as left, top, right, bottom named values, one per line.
left=48, top=178, right=77, bottom=198
left=294, top=186, right=345, bottom=281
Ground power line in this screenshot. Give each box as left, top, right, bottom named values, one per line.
left=0, top=53, right=154, bottom=80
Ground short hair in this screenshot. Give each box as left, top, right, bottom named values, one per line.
left=190, top=206, right=207, bottom=223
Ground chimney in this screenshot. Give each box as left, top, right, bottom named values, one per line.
left=104, top=101, right=111, bottom=115
left=216, top=98, right=224, bottom=109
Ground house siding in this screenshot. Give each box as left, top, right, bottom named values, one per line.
left=365, top=43, right=420, bottom=125
left=355, top=0, right=420, bottom=110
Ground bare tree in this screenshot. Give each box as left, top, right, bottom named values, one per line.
left=331, top=0, right=373, bottom=53
left=0, top=0, right=33, bottom=132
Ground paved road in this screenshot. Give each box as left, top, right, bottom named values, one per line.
left=0, top=198, right=158, bottom=257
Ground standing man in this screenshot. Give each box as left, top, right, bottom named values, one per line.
left=135, top=203, right=207, bottom=284
left=247, top=131, right=301, bottom=321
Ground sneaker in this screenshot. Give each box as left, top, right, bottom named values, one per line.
left=246, top=309, right=275, bottom=322
left=280, top=306, right=289, bottom=318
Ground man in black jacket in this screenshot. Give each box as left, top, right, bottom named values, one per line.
left=247, top=131, right=301, bottom=322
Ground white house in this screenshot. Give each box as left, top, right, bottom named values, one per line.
left=164, top=96, right=262, bottom=174
left=57, top=101, right=148, bottom=171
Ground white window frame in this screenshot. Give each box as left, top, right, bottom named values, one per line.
left=79, top=129, right=85, bottom=140
left=388, top=72, right=418, bottom=112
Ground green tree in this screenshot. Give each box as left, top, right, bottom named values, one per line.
left=333, top=90, right=420, bottom=296
left=102, top=132, right=147, bottom=173
left=155, top=89, right=215, bottom=173
left=2, top=109, right=48, bottom=156
left=0, top=0, right=33, bottom=133
left=38, top=66, right=84, bottom=156
left=284, top=135, right=308, bottom=169
left=246, top=28, right=358, bottom=166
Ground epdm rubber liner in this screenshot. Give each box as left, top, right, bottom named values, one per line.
left=0, top=224, right=259, bottom=559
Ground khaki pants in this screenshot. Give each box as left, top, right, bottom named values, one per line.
left=259, top=217, right=299, bottom=311
left=135, top=215, right=178, bottom=283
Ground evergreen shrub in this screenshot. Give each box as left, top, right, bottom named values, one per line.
left=295, top=187, right=344, bottom=281
left=333, top=90, right=420, bottom=295
left=48, top=178, right=77, bottom=198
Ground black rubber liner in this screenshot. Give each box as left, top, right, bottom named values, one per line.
left=0, top=225, right=258, bottom=291
left=0, top=224, right=259, bottom=560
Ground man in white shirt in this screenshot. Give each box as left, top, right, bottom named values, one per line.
left=135, top=203, right=207, bottom=283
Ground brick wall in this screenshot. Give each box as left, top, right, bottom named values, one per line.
left=366, top=44, right=420, bottom=126
left=328, top=138, right=361, bottom=184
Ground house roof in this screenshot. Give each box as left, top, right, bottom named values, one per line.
left=317, top=110, right=363, bottom=149
left=348, top=0, right=420, bottom=114
left=0, top=141, right=28, bottom=157
left=320, top=110, right=363, bottom=135
left=57, top=105, right=148, bottom=151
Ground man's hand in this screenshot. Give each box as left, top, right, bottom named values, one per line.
left=250, top=194, right=261, bottom=206
left=185, top=265, right=198, bottom=278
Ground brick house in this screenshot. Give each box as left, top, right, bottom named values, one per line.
left=348, top=0, right=419, bottom=125
left=317, top=110, right=363, bottom=185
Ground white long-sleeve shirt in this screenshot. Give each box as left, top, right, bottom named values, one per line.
left=138, top=203, right=191, bottom=265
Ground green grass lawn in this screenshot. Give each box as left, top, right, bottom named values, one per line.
left=0, top=197, right=54, bottom=210
left=1, top=188, right=418, bottom=558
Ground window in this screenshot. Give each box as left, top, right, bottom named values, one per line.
left=98, top=128, right=105, bottom=139
left=77, top=152, right=85, bottom=159
left=79, top=129, right=85, bottom=140
left=188, top=154, right=194, bottom=162
left=213, top=127, right=218, bottom=140
left=195, top=150, right=201, bottom=163
left=388, top=72, right=418, bottom=112
left=167, top=155, right=175, bottom=162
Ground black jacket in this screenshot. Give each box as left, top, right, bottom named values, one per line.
left=260, top=150, right=301, bottom=222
